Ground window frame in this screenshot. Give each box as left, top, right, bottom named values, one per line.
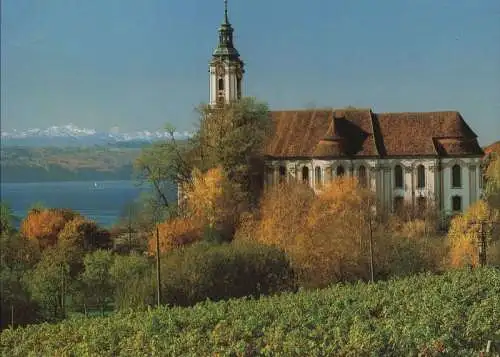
left=452, top=164, right=462, bottom=188
left=416, top=164, right=426, bottom=189
left=394, top=165, right=404, bottom=189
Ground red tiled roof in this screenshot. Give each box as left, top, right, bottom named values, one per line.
left=264, top=109, right=483, bottom=158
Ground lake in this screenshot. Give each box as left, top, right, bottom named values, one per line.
left=0, top=180, right=170, bottom=228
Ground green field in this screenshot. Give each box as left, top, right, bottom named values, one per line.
left=1, top=268, right=499, bottom=356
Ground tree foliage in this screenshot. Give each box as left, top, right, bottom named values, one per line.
left=80, top=250, right=114, bottom=315
left=447, top=200, right=500, bottom=268
left=148, top=217, right=202, bottom=255
left=20, top=208, right=79, bottom=249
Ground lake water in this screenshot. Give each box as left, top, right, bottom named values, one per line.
left=0, top=180, right=163, bottom=228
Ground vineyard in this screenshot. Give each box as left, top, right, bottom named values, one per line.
left=1, top=268, right=499, bottom=356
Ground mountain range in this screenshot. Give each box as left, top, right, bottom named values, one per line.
left=1, top=124, right=192, bottom=147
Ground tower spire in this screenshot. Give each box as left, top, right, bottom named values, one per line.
left=224, top=0, right=229, bottom=24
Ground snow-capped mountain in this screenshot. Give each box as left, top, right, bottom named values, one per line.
left=1, top=124, right=192, bottom=147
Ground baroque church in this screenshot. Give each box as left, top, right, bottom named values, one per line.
left=208, top=1, right=484, bottom=215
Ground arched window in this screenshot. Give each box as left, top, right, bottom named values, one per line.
left=358, top=165, right=367, bottom=187
left=452, top=164, right=461, bottom=188
left=336, top=165, right=345, bottom=177
left=218, top=77, right=224, bottom=91
left=324, top=166, right=333, bottom=183
left=394, top=165, right=404, bottom=189
left=315, top=166, right=322, bottom=187
left=302, top=166, right=309, bottom=184
left=417, top=165, right=426, bottom=188
left=279, top=166, right=286, bottom=183
left=452, top=195, right=462, bottom=212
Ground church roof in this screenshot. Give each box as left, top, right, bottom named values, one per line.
left=264, top=109, right=483, bottom=158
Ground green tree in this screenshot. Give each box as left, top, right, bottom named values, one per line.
left=0, top=202, right=18, bottom=234
left=80, top=250, right=114, bottom=316
left=0, top=232, right=40, bottom=328
left=23, top=245, right=78, bottom=321
left=135, top=97, right=271, bottom=213
left=109, top=253, right=154, bottom=310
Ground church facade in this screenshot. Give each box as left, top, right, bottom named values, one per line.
left=208, top=2, right=484, bottom=215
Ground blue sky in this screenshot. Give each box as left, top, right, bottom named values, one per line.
left=1, top=0, right=499, bottom=145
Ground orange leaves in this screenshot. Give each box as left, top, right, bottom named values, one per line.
left=237, top=177, right=376, bottom=287
left=148, top=217, right=202, bottom=255
left=20, top=209, right=77, bottom=249
left=20, top=208, right=109, bottom=251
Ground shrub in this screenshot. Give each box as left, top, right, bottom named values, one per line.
left=160, top=241, right=296, bottom=306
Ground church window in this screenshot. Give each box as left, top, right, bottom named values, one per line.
left=336, top=165, right=345, bottom=177
left=452, top=195, right=462, bottom=212
left=417, top=165, right=425, bottom=188
left=394, top=165, right=404, bottom=188
left=315, top=166, right=322, bottom=187
left=279, top=166, right=286, bottom=183
left=358, top=165, right=367, bottom=187
left=452, top=164, right=461, bottom=188
left=394, top=196, right=404, bottom=213
left=302, top=166, right=309, bottom=184
left=218, top=77, right=225, bottom=91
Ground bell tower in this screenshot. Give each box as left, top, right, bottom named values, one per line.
left=209, top=0, right=244, bottom=106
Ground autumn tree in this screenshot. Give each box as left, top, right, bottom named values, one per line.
left=447, top=200, right=500, bottom=268
left=183, top=166, right=246, bottom=241
left=20, top=208, right=79, bottom=249
left=239, top=178, right=377, bottom=287
left=58, top=216, right=111, bottom=251
left=135, top=97, right=271, bottom=214
left=148, top=217, right=202, bottom=255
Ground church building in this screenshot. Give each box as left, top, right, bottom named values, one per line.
left=208, top=2, right=484, bottom=215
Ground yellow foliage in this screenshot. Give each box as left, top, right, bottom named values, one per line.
left=238, top=177, right=376, bottom=287
left=148, top=217, right=202, bottom=255
left=447, top=200, right=499, bottom=268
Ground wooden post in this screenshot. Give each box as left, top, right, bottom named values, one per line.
left=10, top=304, right=14, bottom=329
left=156, top=226, right=161, bottom=307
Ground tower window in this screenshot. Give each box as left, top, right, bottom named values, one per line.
left=218, top=78, right=224, bottom=91
left=394, top=165, right=404, bottom=189
left=417, top=165, right=425, bottom=188
left=452, top=164, right=461, bottom=188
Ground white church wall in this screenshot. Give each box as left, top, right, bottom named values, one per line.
left=264, top=157, right=481, bottom=216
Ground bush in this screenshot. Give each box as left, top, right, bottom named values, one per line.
left=160, top=241, right=296, bottom=306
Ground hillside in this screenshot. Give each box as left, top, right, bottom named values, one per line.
left=0, top=145, right=147, bottom=183
left=1, top=268, right=499, bottom=356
